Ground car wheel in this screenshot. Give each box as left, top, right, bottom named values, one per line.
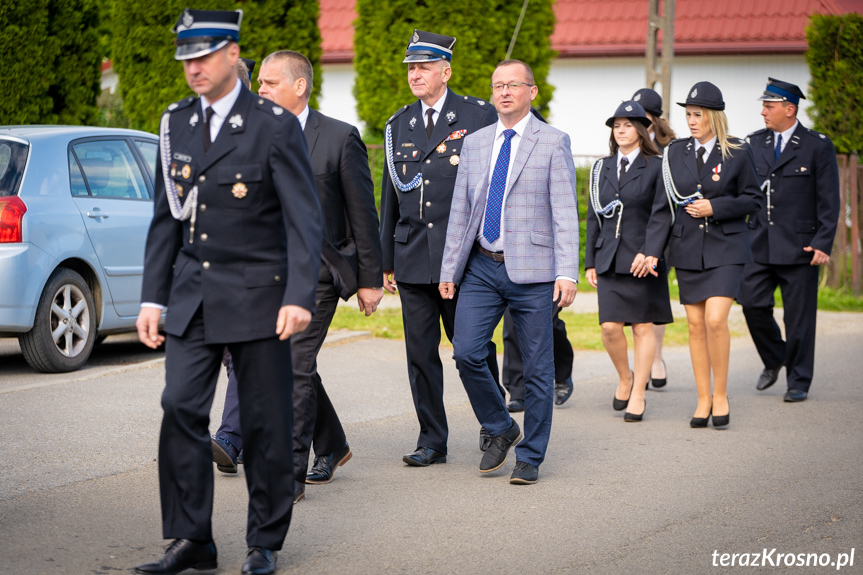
left=19, top=268, right=97, bottom=373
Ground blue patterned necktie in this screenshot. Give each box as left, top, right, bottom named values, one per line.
left=483, top=129, right=517, bottom=243
left=774, top=133, right=782, bottom=162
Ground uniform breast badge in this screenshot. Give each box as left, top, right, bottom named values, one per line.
left=409, top=117, right=417, bottom=129
left=402, top=164, right=407, bottom=175
left=176, top=184, right=184, bottom=197
left=181, top=164, right=191, bottom=179
left=446, top=110, right=456, bottom=123
left=228, top=114, right=243, bottom=129
left=712, top=164, right=721, bottom=182
left=232, top=182, right=248, bottom=199
left=189, top=112, right=199, bottom=127
left=450, top=155, right=460, bottom=166
left=170, top=164, right=177, bottom=177
left=436, top=142, right=447, bottom=154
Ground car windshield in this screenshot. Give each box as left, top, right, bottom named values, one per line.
left=0, top=140, right=29, bottom=197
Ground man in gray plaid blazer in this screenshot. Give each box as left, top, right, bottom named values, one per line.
left=439, top=60, right=579, bottom=485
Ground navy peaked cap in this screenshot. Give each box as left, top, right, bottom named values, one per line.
left=677, top=81, right=725, bottom=111
left=758, top=77, right=806, bottom=105
left=632, top=88, right=663, bottom=117
left=606, top=101, right=652, bottom=128
left=172, top=8, right=243, bottom=61
left=403, top=30, right=456, bottom=63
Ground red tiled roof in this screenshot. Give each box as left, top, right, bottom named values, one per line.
left=319, top=0, right=862, bottom=62
left=551, top=0, right=860, bottom=57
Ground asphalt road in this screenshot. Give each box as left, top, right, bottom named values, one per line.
left=1, top=311, right=861, bottom=574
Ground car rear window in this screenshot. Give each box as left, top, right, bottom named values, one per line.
left=0, top=140, right=29, bottom=197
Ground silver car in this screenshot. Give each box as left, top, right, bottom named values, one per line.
left=0, top=126, right=160, bottom=372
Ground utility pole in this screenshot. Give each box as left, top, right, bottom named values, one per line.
left=646, top=0, right=675, bottom=119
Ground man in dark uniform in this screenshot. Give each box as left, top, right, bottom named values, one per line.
left=380, top=30, right=501, bottom=466
left=211, top=50, right=384, bottom=505
left=133, top=10, right=321, bottom=575
left=738, top=78, right=840, bottom=402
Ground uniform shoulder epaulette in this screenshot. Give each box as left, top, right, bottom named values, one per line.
left=253, top=97, right=289, bottom=119
left=747, top=127, right=768, bottom=138
left=667, top=137, right=688, bottom=147
left=386, top=105, right=411, bottom=125
left=165, top=96, right=196, bottom=114
left=804, top=126, right=830, bottom=141
left=461, top=95, right=491, bottom=108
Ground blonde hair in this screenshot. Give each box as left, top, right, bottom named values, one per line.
left=702, top=108, right=742, bottom=159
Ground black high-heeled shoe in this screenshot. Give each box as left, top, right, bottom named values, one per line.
left=712, top=398, right=730, bottom=428
left=690, top=399, right=712, bottom=428
left=649, top=359, right=667, bottom=388
left=613, top=371, right=634, bottom=411
left=624, top=399, right=645, bottom=422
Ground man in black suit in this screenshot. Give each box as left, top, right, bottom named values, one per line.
left=739, top=78, right=840, bottom=402
left=211, top=50, right=383, bottom=502
left=380, top=30, right=502, bottom=467
left=133, top=10, right=322, bottom=575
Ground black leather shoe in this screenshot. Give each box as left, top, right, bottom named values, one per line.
left=756, top=365, right=783, bottom=390
left=613, top=371, right=634, bottom=411
left=690, top=400, right=712, bottom=428
left=293, top=481, right=305, bottom=504
left=784, top=389, right=808, bottom=402
left=506, top=398, right=525, bottom=412
left=554, top=377, right=574, bottom=405
left=479, top=427, right=492, bottom=452
left=211, top=436, right=238, bottom=474
left=403, top=447, right=446, bottom=466
left=712, top=399, right=730, bottom=427
left=242, top=547, right=276, bottom=575
left=649, top=359, right=667, bottom=388
left=480, top=420, right=521, bottom=473
left=510, top=461, right=539, bottom=484
left=624, top=399, right=645, bottom=422
left=134, top=538, right=217, bottom=574
left=305, top=443, right=352, bottom=484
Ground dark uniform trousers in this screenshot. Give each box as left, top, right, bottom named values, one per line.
left=218, top=264, right=345, bottom=483
left=162, top=307, right=294, bottom=549
left=502, top=305, right=572, bottom=401
left=738, top=123, right=840, bottom=392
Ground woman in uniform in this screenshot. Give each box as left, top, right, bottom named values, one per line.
left=632, top=88, right=676, bottom=389
left=663, top=82, right=762, bottom=428
left=585, top=101, right=674, bottom=422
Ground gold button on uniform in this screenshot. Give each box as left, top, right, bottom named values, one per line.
left=202, top=261, right=211, bottom=270
left=199, top=175, right=206, bottom=182
left=424, top=180, right=430, bottom=185
left=425, top=159, right=431, bottom=164
left=199, top=204, right=207, bottom=212
left=427, top=223, right=434, bottom=229
left=200, top=233, right=208, bottom=242
left=699, top=224, right=704, bottom=229
left=274, top=275, right=281, bottom=282
left=425, top=201, right=431, bottom=207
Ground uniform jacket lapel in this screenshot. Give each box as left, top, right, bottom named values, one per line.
left=702, top=145, right=721, bottom=181
left=427, top=89, right=455, bottom=152
left=602, top=156, right=620, bottom=195
left=772, top=125, right=802, bottom=172
left=407, top=100, right=428, bottom=150
left=682, top=138, right=699, bottom=183
left=198, top=88, right=252, bottom=175
left=619, top=152, right=645, bottom=189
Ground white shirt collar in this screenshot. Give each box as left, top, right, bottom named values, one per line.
left=421, top=90, right=447, bottom=121
left=296, top=105, right=310, bottom=130
left=773, top=120, right=799, bottom=145
left=694, top=135, right=717, bottom=159
left=617, top=147, right=641, bottom=170
left=494, top=112, right=532, bottom=141
left=201, top=78, right=242, bottom=120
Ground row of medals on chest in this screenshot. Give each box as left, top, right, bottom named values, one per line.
left=171, top=163, right=248, bottom=199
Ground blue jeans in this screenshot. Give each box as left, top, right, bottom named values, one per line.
left=453, top=250, right=555, bottom=466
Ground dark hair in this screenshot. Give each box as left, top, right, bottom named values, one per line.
left=645, top=111, right=676, bottom=147
left=262, top=50, right=313, bottom=98
left=608, top=119, right=660, bottom=157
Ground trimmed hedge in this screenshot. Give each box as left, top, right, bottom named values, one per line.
left=353, top=0, right=556, bottom=137
left=112, top=0, right=322, bottom=134
left=0, top=0, right=100, bottom=125
left=805, top=13, right=863, bottom=154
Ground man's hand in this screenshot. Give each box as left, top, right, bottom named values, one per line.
left=357, top=287, right=384, bottom=316
left=276, top=305, right=312, bottom=340
left=383, top=270, right=397, bottom=294
left=439, top=282, right=456, bottom=300
left=553, top=279, right=577, bottom=308
left=804, top=246, right=830, bottom=266
left=136, top=307, right=165, bottom=349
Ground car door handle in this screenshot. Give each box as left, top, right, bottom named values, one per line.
left=87, top=211, right=109, bottom=218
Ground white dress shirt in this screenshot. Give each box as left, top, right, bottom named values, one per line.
left=200, top=78, right=243, bottom=143
left=617, top=147, right=641, bottom=174
left=773, top=120, right=799, bottom=154
left=694, top=135, right=717, bottom=161
left=420, top=91, right=446, bottom=131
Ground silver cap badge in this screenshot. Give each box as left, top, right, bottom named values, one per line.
left=691, top=88, right=698, bottom=98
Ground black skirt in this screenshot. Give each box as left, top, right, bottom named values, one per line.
left=676, top=264, right=745, bottom=305
left=596, top=269, right=673, bottom=325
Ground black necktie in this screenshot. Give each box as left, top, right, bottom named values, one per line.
left=425, top=108, right=435, bottom=140
left=696, top=146, right=706, bottom=173
left=203, top=106, right=215, bottom=153
left=618, top=157, right=629, bottom=182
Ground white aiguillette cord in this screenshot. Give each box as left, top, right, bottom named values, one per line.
left=661, top=143, right=703, bottom=225
left=160, top=112, right=199, bottom=243
left=588, top=159, right=624, bottom=238
left=385, top=123, right=425, bottom=217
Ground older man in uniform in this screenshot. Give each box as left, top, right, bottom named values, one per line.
left=133, top=9, right=321, bottom=575
left=380, top=30, right=501, bottom=467
left=739, top=78, right=840, bottom=402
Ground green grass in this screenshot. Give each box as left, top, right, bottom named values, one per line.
left=328, top=305, right=731, bottom=352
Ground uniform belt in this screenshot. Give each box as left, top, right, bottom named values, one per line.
left=476, top=243, right=505, bottom=262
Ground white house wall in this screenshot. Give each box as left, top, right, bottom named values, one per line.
left=319, top=54, right=812, bottom=159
